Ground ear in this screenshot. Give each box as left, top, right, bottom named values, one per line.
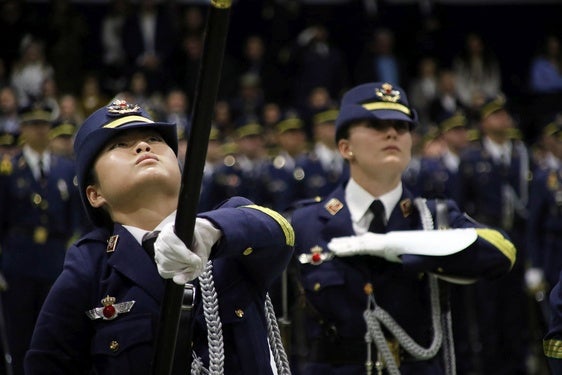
left=338, top=139, right=352, bottom=160
left=86, top=184, right=106, bottom=208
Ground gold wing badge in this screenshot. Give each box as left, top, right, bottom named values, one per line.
left=85, top=295, right=135, bottom=320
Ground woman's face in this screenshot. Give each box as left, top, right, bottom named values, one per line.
left=341, top=119, right=412, bottom=179
left=86, top=128, right=181, bottom=215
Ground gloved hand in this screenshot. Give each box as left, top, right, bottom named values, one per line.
left=327, top=232, right=400, bottom=262
left=327, top=229, right=478, bottom=263
left=525, top=267, right=546, bottom=296
left=154, top=218, right=222, bottom=284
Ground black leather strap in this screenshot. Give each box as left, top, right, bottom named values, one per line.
left=172, top=283, right=196, bottom=375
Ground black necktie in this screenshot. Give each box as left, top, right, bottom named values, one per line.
left=38, top=159, right=47, bottom=185
left=368, top=200, right=386, bottom=233
left=142, top=230, right=160, bottom=259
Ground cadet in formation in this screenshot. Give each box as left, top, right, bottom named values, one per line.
left=0, top=106, right=84, bottom=375
left=24, top=100, right=294, bottom=375
left=289, top=82, right=516, bottom=375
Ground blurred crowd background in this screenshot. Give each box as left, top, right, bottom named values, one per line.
left=0, top=0, right=561, bottom=149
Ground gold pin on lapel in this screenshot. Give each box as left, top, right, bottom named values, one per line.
left=106, top=235, right=119, bottom=253
left=324, top=198, right=343, bottom=215
left=400, top=198, right=412, bottom=217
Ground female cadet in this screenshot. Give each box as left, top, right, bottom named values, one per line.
left=24, top=100, right=294, bottom=374
left=289, top=82, right=516, bottom=375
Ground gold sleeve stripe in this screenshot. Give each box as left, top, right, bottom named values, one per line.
left=243, top=205, right=295, bottom=246
left=475, top=228, right=516, bottom=268
left=544, top=339, right=562, bottom=358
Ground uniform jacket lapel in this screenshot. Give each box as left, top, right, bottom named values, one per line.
left=108, top=225, right=164, bottom=302
left=319, top=187, right=355, bottom=242
left=388, top=190, right=418, bottom=231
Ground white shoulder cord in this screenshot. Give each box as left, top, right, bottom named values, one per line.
left=191, top=261, right=292, bottom=375
left=363, top=198, right=443, bottom=375
left=265, top=294, right=292, bottom=374
left=191, top=261, right=224, bottom=375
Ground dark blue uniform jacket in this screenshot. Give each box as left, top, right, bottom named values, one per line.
left=25, top=197, right=294, bottom=374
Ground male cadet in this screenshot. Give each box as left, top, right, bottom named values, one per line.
left=0, top=105, right=83, bottom=375
left=526, top=116, right=562, bottom=317
left=455, top=94, right=532, bottom=375
left=49, top=119, right=77, bottom=159
left=294, top=107, right=349, bottom=201
left=204, top=117, right=269, bottom=209
left=527, top=118, right=562, bottom=375
left=262, top=111, right=308, bottom=213
left=415, top=110, right=470, bottom=199
left=197, top=126, right=224, bottom=212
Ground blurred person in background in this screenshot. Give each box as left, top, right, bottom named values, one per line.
left=10, top=37, right=54, bottom=108
left=408, top=56, right=439, bottom=129
left=48, top=119, right=77, bottom=160
left=354, top=27, right=405, bottom=87
left=205, top=118, right=269, bottom=209
left=452, top=32, right=502, bottom=115
left=0, top=105, right=84, bottom=375
left=528, top=34, right=562, bottom=95
left=263, top=111, right=308, bottom=213
left=79, top=73, right=110, bottom=118
left=455, top=94, right=532, bottom=374
left=288, top=24, right=349, bottom=112
left=0, top=86, right=21, bottom=138
left=414, top=110, right=470, bottom=200
left=121, top=0, right=177, bottom=95
left=295, top=107, right=348, bottom=201
left=100, top=0, right=131, bottom=93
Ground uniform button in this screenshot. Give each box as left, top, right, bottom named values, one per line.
left=437, top=267, right=444, bottom=273
left=363, top=283, right=373, bottom=295
left=242, top=247, right=253, bottom=256
left=313, top=282, right=321, bottom=292
left=109, top=340, right=119, bottom=352
left=32, top=193, right=42, bottom=205
left=235, top=309, right=244, bottom=318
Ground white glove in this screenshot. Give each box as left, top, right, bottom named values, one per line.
left=154, top=218, right=221, bottom=284
left=525, top=267, right=546, bottom=295
left=328, top=232, right=399, bottom=262
left=328, top=229, right=478, bottom=263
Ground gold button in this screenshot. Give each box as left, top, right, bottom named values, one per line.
left=437, top=267, right=444, bottom=273
left=235, top=309, right=244, bottom=318
left=242, top=247, right=253, bottom=256
left=109, top=340, right=119, bottom=352
left=313, top=282, right=321, bottom=292
left=32, top=193, right=42, bottom=205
